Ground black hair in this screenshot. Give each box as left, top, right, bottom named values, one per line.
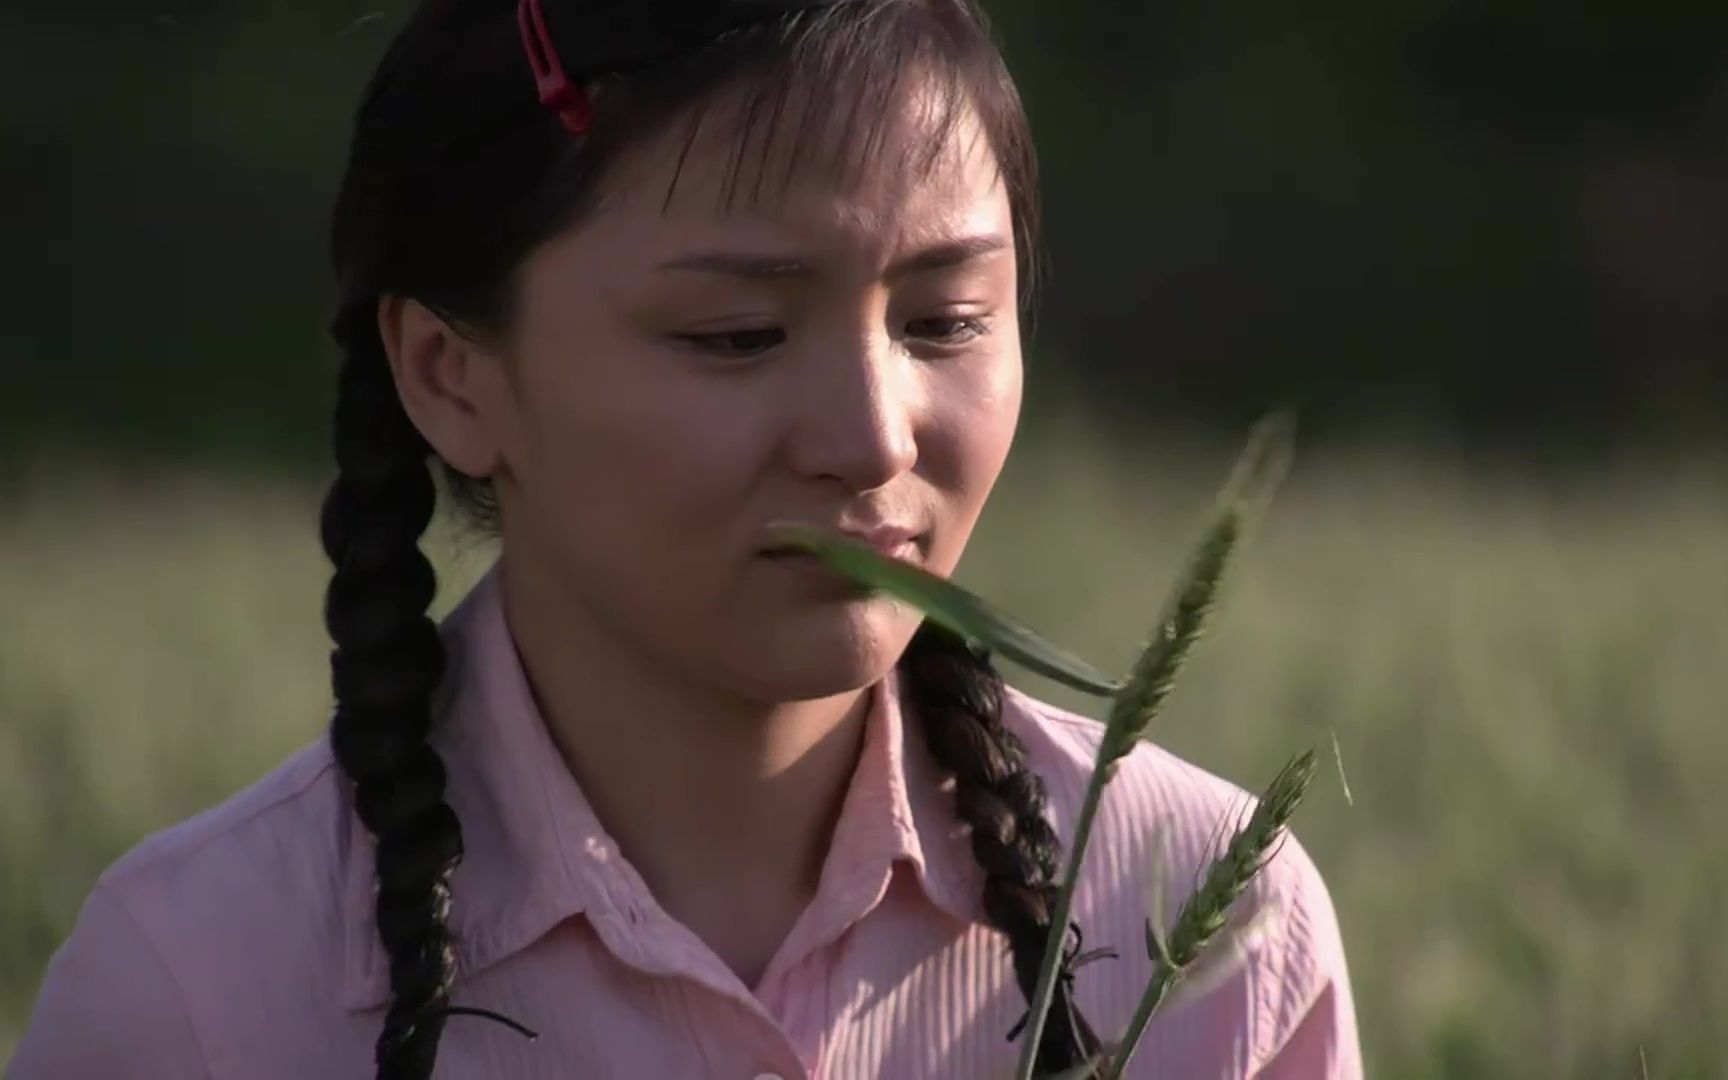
left=322, top=1, right=1099, bottom=1076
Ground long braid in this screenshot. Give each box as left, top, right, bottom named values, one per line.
left=322, top=303, right=463, bottom=1079
left=900, top=621, right=1107, bottom=1077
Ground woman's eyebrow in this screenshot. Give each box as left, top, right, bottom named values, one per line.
left=884, top=234, right=1010, bottom=281
left=654, top=234, right=1009, bottom=282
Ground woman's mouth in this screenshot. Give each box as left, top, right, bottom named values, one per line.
left=760, top=522, right=926, bottom=563
left=759, top=527, right=925, bottom=593
left=763, top=538, right=920, bottom=562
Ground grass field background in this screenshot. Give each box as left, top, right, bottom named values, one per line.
left=3, top=426, right=1725, bottom=1078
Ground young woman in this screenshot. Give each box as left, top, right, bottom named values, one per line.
left=11, top=1, right=1359, bottom=1077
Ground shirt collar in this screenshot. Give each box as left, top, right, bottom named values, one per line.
left=341, top=561, right=980, bottom=1010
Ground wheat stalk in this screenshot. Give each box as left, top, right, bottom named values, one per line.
left=1103, top=750, right=1317, bottom=1079
left=1014, top=413, right=1294, bottom=1080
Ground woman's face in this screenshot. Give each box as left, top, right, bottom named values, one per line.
left=479, top=88, right=1022, bottom=702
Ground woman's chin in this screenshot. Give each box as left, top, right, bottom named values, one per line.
left=739, top=602, right=918, bottom=700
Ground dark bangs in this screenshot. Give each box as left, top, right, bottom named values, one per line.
left=532, top=0, right=1043, bottom=306
left=336, top=0, right=1040, bottom=341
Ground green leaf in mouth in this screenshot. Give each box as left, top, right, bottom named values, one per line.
left=761, top=523, right=1123, bottom=697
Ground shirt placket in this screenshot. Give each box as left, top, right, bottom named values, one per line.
left=579, top=858, right=813, bottom=1079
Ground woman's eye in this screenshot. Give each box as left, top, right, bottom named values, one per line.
left=677, top=327, right=786, bottom=357
left=907, top=315, right=990, bottom=346
left=676, top=316, right=989, bottom=358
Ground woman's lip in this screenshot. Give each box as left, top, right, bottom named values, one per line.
left=761, top=524, right=925, bottom=560
left=845, top=525, right=921, bottom=552
left=765, top=541, right=919, bottom=590
left=848, top=535, right=921, bottom=559
left=763, top=537, right=921, bottom=561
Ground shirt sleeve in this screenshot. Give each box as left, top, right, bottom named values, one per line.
left=6, top=884, right=212, bottom=1080
left=1252, top=978, right=1361, bottom=1080
left=1249, top=835, right=1363, bottom=1080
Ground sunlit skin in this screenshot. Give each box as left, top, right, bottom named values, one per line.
left=379, top=79, right=1023, bottom=987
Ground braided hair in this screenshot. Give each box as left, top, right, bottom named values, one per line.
left=323, top=1, right=1100, bottom=1075
left=323, top=307, right=462, bottom=1078
left=903, top=622, right=1107, bottom=1074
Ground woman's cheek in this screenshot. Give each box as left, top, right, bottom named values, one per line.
left=567, top=375, right=761, bottom=583
left=946, top=350, right=1022, bottom=482
left=919, top=353, right=1020, bottom=575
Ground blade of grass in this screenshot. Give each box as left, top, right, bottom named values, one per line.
left=1144, top=820, right=1173, bottom=970
left=1329, top=729, right=1354, bottom=808
left=761, top=522, right=1122, bottom=696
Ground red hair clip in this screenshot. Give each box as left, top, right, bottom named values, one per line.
left=517, top=0, right=594, bottom=136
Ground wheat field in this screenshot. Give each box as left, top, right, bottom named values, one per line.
left=3, top=428, right=1725, bottom=1078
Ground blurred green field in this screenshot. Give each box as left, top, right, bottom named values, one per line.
left=3, top=430, right=1726, bottom=1078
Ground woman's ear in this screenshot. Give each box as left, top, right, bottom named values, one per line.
left=376, top=295, right=505, bottom=480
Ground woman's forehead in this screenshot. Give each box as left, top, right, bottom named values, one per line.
left=591, top=84, right=1008, bottom=257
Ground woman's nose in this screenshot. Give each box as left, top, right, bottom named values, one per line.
left=783, top=330, right=919, bottom=493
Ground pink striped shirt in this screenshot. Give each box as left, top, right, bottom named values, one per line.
left=11, top=565, right=1359, bottom=1079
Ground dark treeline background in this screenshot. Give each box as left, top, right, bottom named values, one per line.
left=3, top=0, right=1726, bottom=465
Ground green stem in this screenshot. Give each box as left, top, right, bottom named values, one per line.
left=1013, top=747, right=1112, bottom=1080
left=1101, top=965, right=1176, bottom=1079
